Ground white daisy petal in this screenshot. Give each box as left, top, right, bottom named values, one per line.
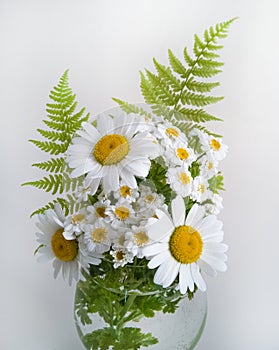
left=179, top=264, right=194, bottom=293
left=82, top=122, right=101, bottom=140
left=143, top=242, right=169, bottom=257
left=200, top=253, right=227, bottom=272
left=185, top=204, right=205, bottom=227
left=147, top=213, right=174, bottom=241
left=191, top=263, right=206, bottom=292
left=154, top=259, right=171, bottom=285
left=148, top=250, right=171, bottom=269
left=171, top=195, right=185, bottom=227
left=162, top=259, right=180, bottom=288
left=198, top=259, right=217, bottom=277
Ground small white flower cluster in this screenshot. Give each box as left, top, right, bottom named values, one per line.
left=35, top=110, right=228, bottom=292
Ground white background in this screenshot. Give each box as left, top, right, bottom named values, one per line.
left=1, top=0, right=279, bottom=349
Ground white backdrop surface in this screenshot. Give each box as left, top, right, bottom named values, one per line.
left=1, top=0, right=279, bottom=349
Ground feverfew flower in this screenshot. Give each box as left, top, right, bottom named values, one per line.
left=67, top=113, right=158, bottom=193
left=106, top=199, right=135, bottom=228
left=166, top=165, right=193, bottom=197
left=190, top=176, right=210, bottom=203
left=143, top=196, right=227, bottom=293
left=165, top=141, right=196, bottom=167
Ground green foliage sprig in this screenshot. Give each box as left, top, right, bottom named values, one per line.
left=75, top=258, right=196, bottom=349
left=115, top=18, right=236, bottom=137
left=22, top=70, right=89, bottom=216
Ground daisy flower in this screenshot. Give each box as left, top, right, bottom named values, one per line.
left=35, top=205, right=101, bottom=285
left=110, top=247, right=134, bottom=268
left=113, top=182, right=139, bottom=203
left=67, top=112, right=158, bottom=193
left=106, top=198, right=135, bottom=228
left=166, top=165, right=193, bottom=197
left=81, top=218, right=112, bottom=255
left=142, top=196, right=227, bottom=294
left=190, top=176, right=210, bottom=203
left=165, top=141, right=196, bottom=167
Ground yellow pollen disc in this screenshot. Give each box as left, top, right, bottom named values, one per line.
left=208, top=162, right=213, bottom=170
left=166, top=127, right=179, bottom=138
left=176, top=148, right=189, bottom=160
left=134, top=231, right=149, bottom=246
left=93, top=134, right=129, bottom=165
left=51, top=228, right=78, bottom=262
left=95, top=206, right=107, bottom=218
left=210, top=139, right=221, bottom=151
left=91, top=227, right=107, bottom=243
left=118, top=235, right=125, bottom=246
left=116, top=251, right=125, bottom=261
left=169, top=225, right=203, bottom=264
left=198, top=184, right=205, bottom=194
left=71, top=214, right=86, bottom=223
left=145, top=194, right=155, bottom=204
left=120, top=186, right=131, bottom=197
left=115, top=206, right=130, bottom=220
left=179, top=172, right=191, bottom=185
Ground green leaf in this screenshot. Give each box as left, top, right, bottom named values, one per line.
left=23, top=70, right=89, bottom=216
left=208, top=174, right=225, bottom=193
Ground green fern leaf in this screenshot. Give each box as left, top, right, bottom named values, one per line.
left=32, top=157, right=66, bottom=173
left=168, top=49, right=188, bottom=78
left=174, top=108, right=222, bottom=122
left=29, top=140, right=68, bottom=155
left=24, top=70, right=90, bottom=216
left=152, top=59, right=183, bottom=92
left=186, top=78, right=220, bottom=93
left=181, top=91, right=223, bottom=107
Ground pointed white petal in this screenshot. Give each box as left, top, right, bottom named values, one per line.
left=82, top=122, right=101, bottom=140
left=191, top=263, right=206, bottom=292
left=142, top=242, right=168, bottom=257
left=147, top=213, right=174, bottom=241
left=185, top=204, right=205, bottom=228
left=162, top=259, right=180, bottom=288
left=148, top=250, right=171, bottom=269
left=171, top=196, right=185, bottom=227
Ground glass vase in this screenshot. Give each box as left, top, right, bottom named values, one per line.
left=74, top=261, right=207, bottom=350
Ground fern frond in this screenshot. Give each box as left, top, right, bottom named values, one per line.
left=139, top=18, right=236, bottom=135
left=32, top=157, right=66, bottom=173
left=168, top=49, right=188, bottom=78
left=152, top=58, right=183, bottom=92
left=186, top=78, right=220, bottom=93
left=174, top=108, right=222, bottom=123
left=112, top=98, right=152, bottom=118
left=29, top=139, right=68, bottom=155
left=181, top=91, right=223, bottom=107
left=24, top=70, right=90, bottom=216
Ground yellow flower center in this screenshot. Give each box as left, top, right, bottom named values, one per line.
left=176, top=148, right=189, bottom=160
left=120, top=186, right=131, bottom=197
left=116, top=250, right=125, bottom=261
left=166, top=127, right=179, bottom=138
left=198, top=184, right=205, bottom=194
left=93, top=134, right=129, bottom=165
left=51, top=228, right=78, bottom=262
left=210, top=139, right=221, bottom=151
left=144, top=194, right=155, bottom=204
left=179, top=172, right=191, bottom=185
left=91, top=227, right=107, bottom=243
left=115, top=206, right=130, bottom=220
left=169, top=226, right=203, bottom=264
left=95, top=206, right=107, bottom=218
left=71, top=214, right=86, bottom=224
left=134, top=231, right=149, bottom=246
left=208, top=162, right=213, bottom=170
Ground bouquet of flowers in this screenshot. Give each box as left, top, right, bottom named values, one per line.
left=24, top=19, right=235, bottom=350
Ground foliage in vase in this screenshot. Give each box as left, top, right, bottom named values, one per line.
left=23, top=18, right=235, bottom=349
